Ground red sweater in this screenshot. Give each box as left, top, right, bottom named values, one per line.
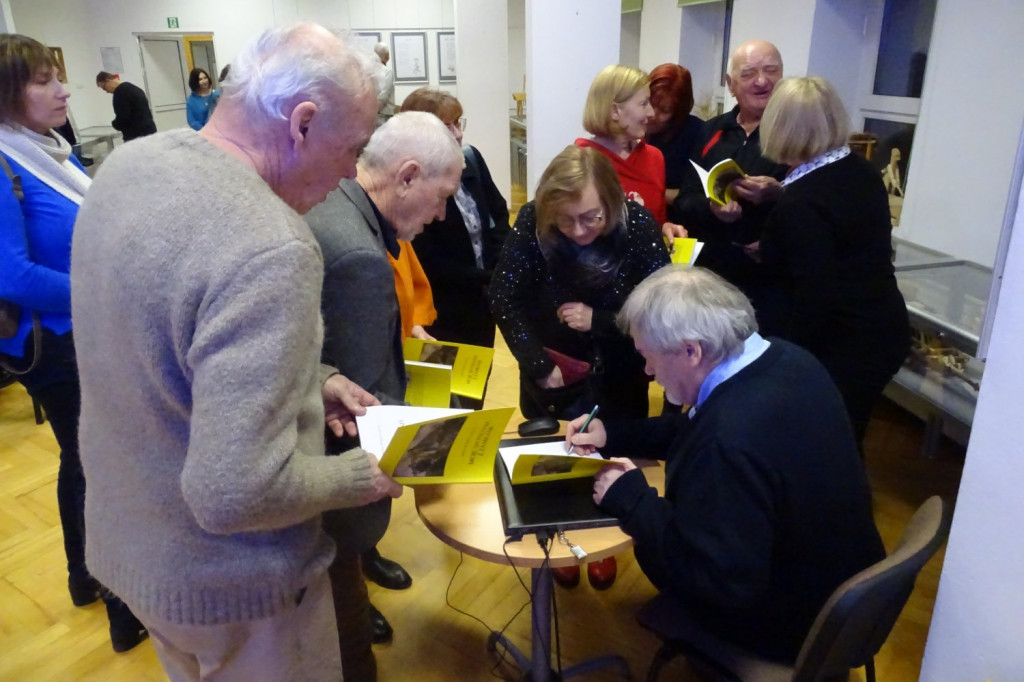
left=575, top=137, right=667, bottom=224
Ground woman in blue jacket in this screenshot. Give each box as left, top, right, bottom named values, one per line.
left=0, top=33, right=146, bottom=652
left=185, top=67, right=219, bottom=131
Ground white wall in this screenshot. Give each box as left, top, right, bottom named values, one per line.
left=454, top=0, right=511, bottom=202
left=10, top=0, right=108, bottom=129
left=896, top=0, right=1024, bottom=266
left=524, top=0, right=619, bottom=198
left=619, top=11, right=641, bottom=68
left=730, top=0, right=815, bottom=74
left=678, top=2, right=726, bottom=117
left=1, top=0, right=15, bottom=32
left=507, top=0, right=525, bottom=112
left=806, top=0, right=870, bottom=123
left=919, top=127, right=1024, bottom=680
left=8, top=0, right=459, bottom=130
left=637, top=0, right=682, bottom=73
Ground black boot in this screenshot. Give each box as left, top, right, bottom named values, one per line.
left=68, top=570, right=101, bottom=607
left=103, top=591, right=148, bottom=653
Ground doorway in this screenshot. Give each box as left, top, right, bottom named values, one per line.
left=135, top=32, right=217, bottom=132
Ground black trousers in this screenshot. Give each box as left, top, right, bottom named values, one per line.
left=5, top=330, right=87, bottom=576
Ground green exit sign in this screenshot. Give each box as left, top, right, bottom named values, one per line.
left=167, top=17, right=179, bottom=29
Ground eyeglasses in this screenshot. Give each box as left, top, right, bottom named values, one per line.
left=447, top=118, right=467, bottom=132
left=556, top=210, right=604, bottom=232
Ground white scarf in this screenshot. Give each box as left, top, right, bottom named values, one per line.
left=782, top=145, right=851, bottom=188
left=0, top=122, right=91, bottom=205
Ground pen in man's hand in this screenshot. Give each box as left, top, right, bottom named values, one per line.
left=567, top=404, right=600, bottom=455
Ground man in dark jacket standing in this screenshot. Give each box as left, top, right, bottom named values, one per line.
left=96, top=71, right=157, bottom=141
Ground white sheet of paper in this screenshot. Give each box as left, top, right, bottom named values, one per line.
left=356, top=405, right=470, bottom=459
left=497, top=441, right=602, bottom=474
left=690, top=160, right=711, bottom=197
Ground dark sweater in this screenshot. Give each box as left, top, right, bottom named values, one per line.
left=111, top=82, right=157, bottom=141
left=601, top=339, right=884, bottom=663
left=647, top=113, right=704, bottom=190
left=668, top=107, right=787, bottom=295
left=413, top=145, right=510, bottom=348
left=758, top=153, right=909, bottom=380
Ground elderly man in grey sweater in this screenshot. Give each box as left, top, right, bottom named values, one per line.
left=70, top=23, right=401, bottom=682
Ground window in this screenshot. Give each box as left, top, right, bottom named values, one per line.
left=858, top=0, right=937, bottom=225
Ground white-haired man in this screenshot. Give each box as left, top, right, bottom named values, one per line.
left=566, top=265, right=884, bottom=664
left=373, top=41, right=395, bottom=126
left=669, top=40, right=789, bottom=299
left=305, top=111, right=463, bottom=679
left=71, top=23, right=401, bottom=681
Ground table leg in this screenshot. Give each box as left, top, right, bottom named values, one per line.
left=486, top=565, right=629, bottom=681
left=530, top=567, right=552, bottom=681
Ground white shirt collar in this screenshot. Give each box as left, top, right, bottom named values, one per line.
left=689, top=332, right=771, bottom=417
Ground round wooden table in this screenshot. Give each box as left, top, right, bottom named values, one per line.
left=415, top=463, right=664, bottom=681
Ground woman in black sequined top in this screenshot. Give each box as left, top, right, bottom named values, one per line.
left=490, top=145, right=670, bottom=419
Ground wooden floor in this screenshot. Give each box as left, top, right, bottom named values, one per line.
left=0, top=332, right=965, bottom=681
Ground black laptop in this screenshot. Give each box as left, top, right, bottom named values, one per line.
left=494, top=436, right=619, bottom=540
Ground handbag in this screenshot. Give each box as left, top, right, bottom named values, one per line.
left=520, top=346, right=603, bottom=421
left=0, top=154, right=42, bottom=375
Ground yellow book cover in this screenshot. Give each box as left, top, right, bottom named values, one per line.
left=690, top=158, right=745, bottom=205
left=403, top=338, right=494, bottom=400
left=372, top=407, right=515, bottom=485
left=404, top=360, right=452, bottom=407
left=665, top=237, right=704, bottom=267
left=499, top=441, right=607, bottom=485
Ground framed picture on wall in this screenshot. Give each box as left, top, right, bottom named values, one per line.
left=392, top=32, right=428, bottom=83
left=437, top=31, right=456, bottom=82
left=353, top=32, right=381, bottom=56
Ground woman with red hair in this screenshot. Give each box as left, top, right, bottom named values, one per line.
left=646, top=63, right=704, bottom=203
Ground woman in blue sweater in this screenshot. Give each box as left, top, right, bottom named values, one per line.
left=186, top=67, right=219, bottom=131
left=0, top=32, right=146, bottom=652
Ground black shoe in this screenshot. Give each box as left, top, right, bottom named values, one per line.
left=68, top=571, right=102, bottom=606
left=362, top=549, right=412, bottom=590
left=370, top=603, right=393, bottom=644
left=104, top=593, right=149, bottom=653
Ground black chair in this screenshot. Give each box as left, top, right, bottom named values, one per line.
left=637, top=496, right=952, bottom=682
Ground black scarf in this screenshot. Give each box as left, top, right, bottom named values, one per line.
left=538, top=219, right=628, bottom=295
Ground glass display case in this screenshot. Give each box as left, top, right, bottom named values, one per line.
left=887, top=238, right=990, bottom=452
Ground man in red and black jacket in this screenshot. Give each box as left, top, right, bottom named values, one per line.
left=669, top=40, right=788, bottom=299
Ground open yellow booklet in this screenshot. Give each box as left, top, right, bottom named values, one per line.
left=498, top=441, right=607, bottom=485
left=356, top=405, right=515, bottom=485
left=690, top=158, right=745, bottom=205
left=402, top=338, right=494, bottom=400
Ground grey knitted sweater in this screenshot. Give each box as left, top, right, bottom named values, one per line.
left=71, top=129, right=376, bottom=625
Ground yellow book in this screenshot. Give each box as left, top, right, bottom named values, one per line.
left=404, top=360, right=452, bottom=407
left=357, top=405, right=515, bottom=485
left=665, top=237, right=704, bottom=267
left=498, top=441, right=608, bottom=484
left=403, top=338, right=494, bottom=400
left=690, top=158, right=745, bottom=205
